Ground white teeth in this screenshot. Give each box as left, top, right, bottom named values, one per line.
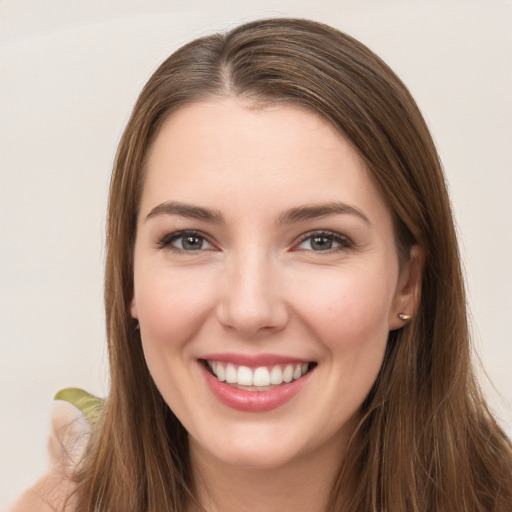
left=270, top=365, right=283, bottom=385
left=283, top=365, right=294, bottom=383
left=216, top=363, right=226, bottom=382
left=253, top=367, right=271, bottom=386
left=208, top=360, right=311, bottom=387
left=225, top=363, right=237, bottom=383
left=237, top=366, right=253, bottom=386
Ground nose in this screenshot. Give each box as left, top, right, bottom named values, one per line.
left=216, top=252, right=289, bottom=337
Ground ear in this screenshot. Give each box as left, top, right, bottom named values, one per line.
left=388, top=245, right=424, bottom=330
left=130, top=295, right=139, bottom=320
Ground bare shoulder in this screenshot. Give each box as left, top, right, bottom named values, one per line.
left=8, top=472, right=78, bottom=512
left=8, top=396, right=93, bottom=512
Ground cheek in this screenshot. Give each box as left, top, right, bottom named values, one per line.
left=292, top=264, right=395, bottom=353
left=134, top=266, right=216, bottom=351
left=133, top=267, right=219, bottom=414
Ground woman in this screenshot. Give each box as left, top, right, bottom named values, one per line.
left=12, top=17, right=512, bottom=512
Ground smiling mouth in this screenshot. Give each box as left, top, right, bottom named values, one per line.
left=202, top=360, right=317, bottom=391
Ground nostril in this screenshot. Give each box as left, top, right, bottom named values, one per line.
left=215, top=269, right=289, bottom=335
left=216, top=302, right=288, bottom=336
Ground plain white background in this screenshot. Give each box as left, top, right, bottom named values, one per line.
left=1, top=0, right=511, bottom=507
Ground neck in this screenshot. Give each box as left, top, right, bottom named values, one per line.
left=188, top=429, right=354, bottom=512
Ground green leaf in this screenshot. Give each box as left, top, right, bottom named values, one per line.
left=54, top=387, right=104, bottom=424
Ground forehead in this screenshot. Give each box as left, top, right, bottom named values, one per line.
left=141, top=97, right=390, bottom=226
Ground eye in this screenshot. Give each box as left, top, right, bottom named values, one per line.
left=157, top=231, right=215, bottom=252
left=294, top=231, right=352, bottom=252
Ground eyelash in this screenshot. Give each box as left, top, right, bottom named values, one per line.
left=156, top=230, right=215, bottom=253
left=156, top=230, right=353, bottom=254
left=294, top=231, right=353, bottom=252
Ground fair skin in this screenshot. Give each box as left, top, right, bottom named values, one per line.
left=131, top=97, right=422, bottom=512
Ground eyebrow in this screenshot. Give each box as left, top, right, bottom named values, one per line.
left=277, top=202, right=371, bottom=225
left=145, top=201, right=225, bottom=223
left=145, top=200, right=370, bottom=226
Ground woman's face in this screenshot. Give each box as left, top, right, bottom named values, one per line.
left=132, top=97, right=418, bottom=471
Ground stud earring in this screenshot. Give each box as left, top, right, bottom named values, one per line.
left=135, top=321, right=140, bottom=330
left=397, top=313, right=411, bottom=321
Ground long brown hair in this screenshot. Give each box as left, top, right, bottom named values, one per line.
left=75, top=18, right=512, bottom=511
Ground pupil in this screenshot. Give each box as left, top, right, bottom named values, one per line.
left=183, top=236, right=202, bottom=250
left=311, top=236, right=332, bottom=250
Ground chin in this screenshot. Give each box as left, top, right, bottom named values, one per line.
left=190, top=427, right=311, bottom=471
left=216, top=444, right=304, bottom=471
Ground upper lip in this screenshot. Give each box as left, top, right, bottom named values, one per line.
left=200, top=352, right=313, bottom=367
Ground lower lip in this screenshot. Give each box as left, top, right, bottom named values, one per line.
left=200, top=362, right=313, bottom=413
